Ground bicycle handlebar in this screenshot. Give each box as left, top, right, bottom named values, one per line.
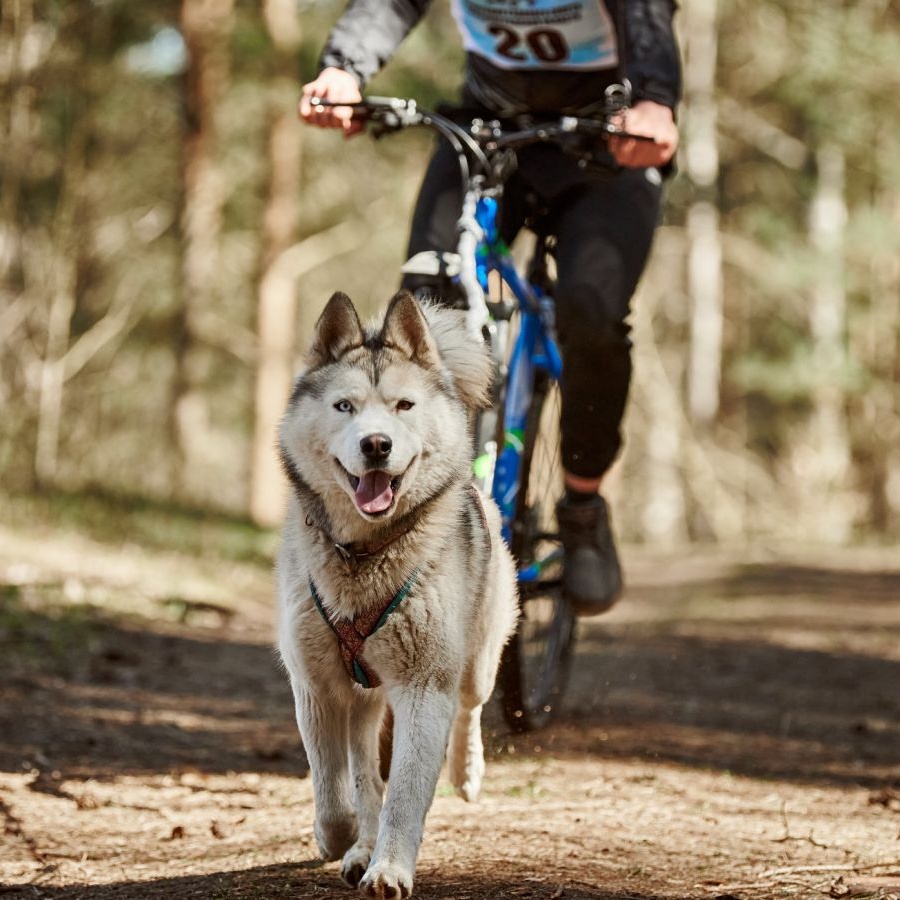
left=308, top=92, right=653, bottom=335
left=309, top=95, right=657, bottom=169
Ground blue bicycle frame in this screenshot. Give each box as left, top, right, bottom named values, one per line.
left=470, top=196, right=564, bottom=582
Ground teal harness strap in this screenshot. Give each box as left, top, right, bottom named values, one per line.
left=309, top=579, right=332, bottom=630
left=309, top=569, right=419, bottom=689
left=371, top=573, right=417, bottom=634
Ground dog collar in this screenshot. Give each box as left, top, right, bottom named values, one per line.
left=331, top=532, right=408, bottom=573
left=304, top=513, right=417, bottom=574
left=307, top=483, right=485, bottom=573
left=309, top=569, right=419, bottom=689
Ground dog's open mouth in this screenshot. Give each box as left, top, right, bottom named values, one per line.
left=343, top=466, right=404, bottom=516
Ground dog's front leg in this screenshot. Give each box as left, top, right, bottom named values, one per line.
left=294, top=682, right=358, bottom=861
left=359, top=685, right=455, bottom=899
left=340, top=691, right=388, bottom=888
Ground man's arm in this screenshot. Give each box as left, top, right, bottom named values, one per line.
left=610, top=0, right=681, bottom=168
left=625, top=0, right=682, bottom=111
left=299, top=0, right=433, bottom=134
left=320, top=0, right=433, bottom=88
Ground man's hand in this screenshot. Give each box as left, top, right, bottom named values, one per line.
left=298, top=67, right=364, bottom=137
left=609, top=100, right=678, bottom=168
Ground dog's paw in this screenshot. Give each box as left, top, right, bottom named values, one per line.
left=359, top=862, right=413, bottom=899
left=341, top=841, right=373, bottom=888
left=449, top=749, right=484, bottom=802
left=454, top=774, right=482, bottom=803
left=314, top=814, right=358, bottom=861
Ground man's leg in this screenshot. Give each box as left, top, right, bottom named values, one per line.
left=399, top=140, right=466, bottom=304
left=400, top=139, right=529, bottom=304
left=552, top=167, right=663, bottom=614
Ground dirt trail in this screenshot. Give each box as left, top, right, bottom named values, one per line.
left=1, top=519, right=899, bottom=899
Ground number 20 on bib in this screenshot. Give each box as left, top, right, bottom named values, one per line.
left=452, top=0, right=619, bottom=70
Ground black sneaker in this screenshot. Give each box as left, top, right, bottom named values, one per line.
left=556, top=494, right=623, bottom=616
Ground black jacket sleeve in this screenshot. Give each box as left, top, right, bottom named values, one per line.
left=624, top=0, right=682, bottom=110
left=319, top=0, right=434, bottom=87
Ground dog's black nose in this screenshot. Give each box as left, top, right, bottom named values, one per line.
left=360, top=433, right=392, bottom=460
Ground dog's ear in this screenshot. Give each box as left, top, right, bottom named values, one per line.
left=380, top=291, right=440, bottom=368
left=420, top=304, right=494, bottom=410
left=308, top=292, right=364, bottom=365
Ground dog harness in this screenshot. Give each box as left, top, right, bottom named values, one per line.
left=309, top=569, right=418, bottom=689
left=307, top=486, right=490, bottom=689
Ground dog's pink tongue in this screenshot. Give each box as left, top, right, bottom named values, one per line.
left=355, top=471, right=393, bottom=513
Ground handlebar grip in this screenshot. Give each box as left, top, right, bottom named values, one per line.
left=308, top=97, right=390, bottom=126
left=310, top=97, right=368, bottom=111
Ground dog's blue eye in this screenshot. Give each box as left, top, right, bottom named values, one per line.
left=396, top=399, right=415, bottom=412
left=334, top=400, right=354, bottom=413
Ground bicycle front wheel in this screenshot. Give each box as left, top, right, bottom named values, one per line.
left=499, top=371, right=575, bottom=732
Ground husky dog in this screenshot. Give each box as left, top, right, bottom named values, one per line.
left=277, top=291, right=518, bottom=899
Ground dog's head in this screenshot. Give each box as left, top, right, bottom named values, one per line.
left=280, top=291, right=492, bottom=527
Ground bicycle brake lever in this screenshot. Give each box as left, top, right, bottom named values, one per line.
left=608, top=129, right=658, bottom=144
left=361, top=96, right=412, bottom=110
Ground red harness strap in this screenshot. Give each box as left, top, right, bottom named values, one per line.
left=309, top=570, right=418, bottom=689
left=329, top=608, right=387, bottom=688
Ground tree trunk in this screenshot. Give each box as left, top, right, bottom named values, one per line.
left=35, top=244, right=78, bottom=486
left=249, top=0, right=302, bottom=527
left=1, top=0, right=38, bottom=483
left=172, top=0, right=234, bottom=495
left=854, top=214, right=898, bottom=535
left=802, top=144, right=852, bottom=542
left=876, top=197, right=900, bottom=535
left=31, top=22, right=87, bottom=487
left=683, top=0, right=723, bottom=427
left=686, top=201, right=723, bottom=424
left=0, top=0, right=34, bottom=226
left=631, top=230, right=688, bottom=548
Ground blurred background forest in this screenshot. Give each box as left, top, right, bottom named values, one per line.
left=1, top=0, right=899, bottom=547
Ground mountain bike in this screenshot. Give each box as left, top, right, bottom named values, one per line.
left=312, top=89, right=648, bottom=731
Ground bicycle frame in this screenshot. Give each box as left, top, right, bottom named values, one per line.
left=309, top=93, right=629, bottom=730
left=469, top=195, right=564, bottom=580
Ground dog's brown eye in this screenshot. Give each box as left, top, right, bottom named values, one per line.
left=334, top=399, right=354, bottom=413
left=396, top=399, right=415, bottom=412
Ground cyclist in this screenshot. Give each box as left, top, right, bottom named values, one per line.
left=298, top=0, right=681, bottom=616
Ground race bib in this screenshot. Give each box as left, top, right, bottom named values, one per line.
left=451, top=0, right=619, bottom=70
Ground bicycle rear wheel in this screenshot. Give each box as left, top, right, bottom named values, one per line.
left=499, top=371, right=575, bottom=732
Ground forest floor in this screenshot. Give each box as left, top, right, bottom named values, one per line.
left=1, top=493, right=899, bottom=900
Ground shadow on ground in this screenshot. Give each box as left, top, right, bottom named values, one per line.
left=487, top=562, right=900, bottom=789
left=0, top=864, right=669, bottom=899
left=1, top=563, right=898, bottom=790
left=634, top=561, right=900, bottom=603
left=0, top=604, right=306, bottom=780
left=509, top=630, right=900, bottom=789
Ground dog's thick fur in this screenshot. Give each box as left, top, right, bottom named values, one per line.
left=277, top=291, right=518, bottom=899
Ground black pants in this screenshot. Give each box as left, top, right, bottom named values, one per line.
left=401, top=138, right=662, bottom=480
